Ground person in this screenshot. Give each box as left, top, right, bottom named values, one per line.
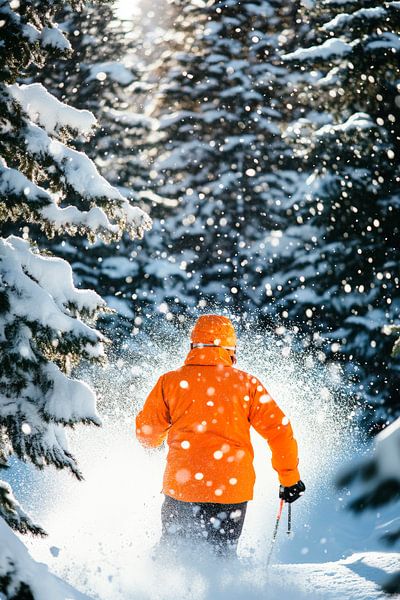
left=136, top=314, right=305, bottom=557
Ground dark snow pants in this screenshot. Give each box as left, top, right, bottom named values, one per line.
left=160, top=495, right=247, bottom=557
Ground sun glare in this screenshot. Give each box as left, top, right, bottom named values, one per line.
left=115, top=0, right=141, bottom=20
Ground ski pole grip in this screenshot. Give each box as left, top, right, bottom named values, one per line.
left=278, top=497, right=285, bottom=519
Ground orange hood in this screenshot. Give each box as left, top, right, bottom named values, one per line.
left=190, top=314, right=237, bottom=348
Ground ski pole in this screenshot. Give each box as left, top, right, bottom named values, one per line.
left=287, top=502, right=292, bottom=536
left=266, top=498, right=285, bottom=569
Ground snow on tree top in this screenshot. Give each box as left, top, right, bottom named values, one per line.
left=43, top=363, right=101, bottom=425
left=0, top=236, right=104, bottom=337
left=4, top=81, right=151, bottom=240
left=41, top=202, right=121, bottom=237
left=246, top=2, right=275, bottom=17
left=0, top=161, right=50, bottom=205
left=322, top=7, right=387, bottom=32
left=8, top=236, right=105, bottom=316
left=0, top=163, right=140, bottom=239
left=315, top=113, right=375, bottom=137
left=158, top=109, right=229, bottom=128
left=9, top=83, right=96, bottom=136
left=88, top=62, right=135, bottom=85
left=24, top=122, right=152, bottom=236
left=40, top=25, right=72, bottom=52
left=21, top=22, right=42, bottom=43
left=26, top=124, right=123, bottom=200
left=367, top=32, right=400, bottom=51
left=7, top=3, right=71, bottom=53
left=104, top=108, right=156, bottom=129
left=283, top=38, right=353, bottom=62
left=345, top=311, right=388, bottom=332
left=322, top=0, right=358, bottom=5
left=137, top=190, right=179, bottom=208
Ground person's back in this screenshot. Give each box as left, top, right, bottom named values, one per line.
left=136, top=315, right=305, bottom=556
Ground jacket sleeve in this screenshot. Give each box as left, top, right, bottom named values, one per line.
left=136, top=375, right=171, bottom=448
left=248, top=378, right=300, bottom=487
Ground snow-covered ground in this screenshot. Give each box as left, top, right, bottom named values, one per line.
left=7, top=329, right=400, bottom=600
left=0, top=519, right=91, bottom=600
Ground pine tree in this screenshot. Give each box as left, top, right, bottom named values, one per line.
left=0, top=0, right=150, bottom=594
left=29, top=1, right=157, bottom=322
left=266, top=0, right=400, bottom=429
left=35, top=2, right=151, bottom=189
left=123, top=0, right=308, bottom=318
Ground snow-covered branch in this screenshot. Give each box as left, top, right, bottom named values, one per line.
left=0, top=235, right=103, bottom=482
left=1, top=236, right=105, bottom=334
left=0, top=481, right=45, bottom=536
left=9, top=83, right=96, bottom=136
left=283, top=38, right=354, bottom=62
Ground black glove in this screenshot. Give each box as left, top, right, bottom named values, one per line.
left=279, top=480, right=305, bottom=504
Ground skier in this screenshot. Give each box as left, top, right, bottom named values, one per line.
left=136, top=315, right=305, bottom=556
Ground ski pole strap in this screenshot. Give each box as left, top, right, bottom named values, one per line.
left=287, top=502, right=292, bottom=535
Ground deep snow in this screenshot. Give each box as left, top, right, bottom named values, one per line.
left=7, top=326, right=400, bottom=600
left=0, top=518, right=91, bottom=600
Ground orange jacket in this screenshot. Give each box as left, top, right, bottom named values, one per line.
left=136, top=346, right=300, bottom=503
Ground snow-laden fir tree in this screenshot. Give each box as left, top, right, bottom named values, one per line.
left=35, top=1, right=152, bottom=192
left=265, top=0, right=400, bottom=429
left=0, top=0, right=151, bottom=595
left=119, top=0, right=309, bottom=318
left=26, top=1, right=157, bottom=320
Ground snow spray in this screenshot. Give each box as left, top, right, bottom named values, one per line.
left=18, top=317, right=361, bottom=600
